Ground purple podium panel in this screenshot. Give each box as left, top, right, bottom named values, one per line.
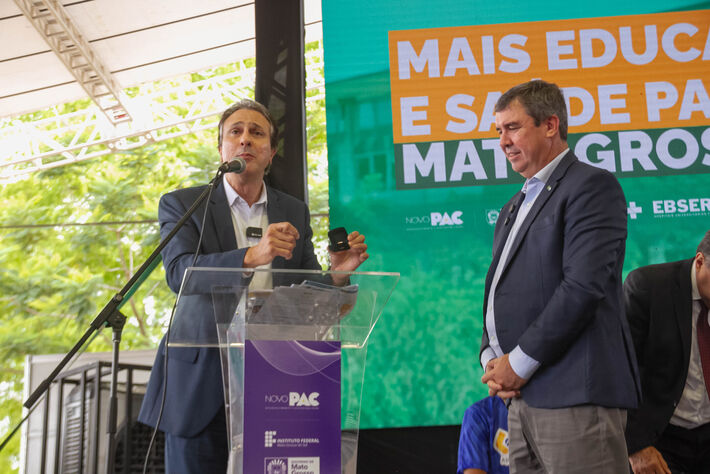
left=244, top=340, right=341, bottom=474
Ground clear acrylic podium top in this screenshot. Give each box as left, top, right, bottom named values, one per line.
left=166, top=267, right=400, bottom=349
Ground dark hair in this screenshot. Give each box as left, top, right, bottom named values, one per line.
left=698, top=230, right=710, bottom=258
left=494, top=79, right=568, bottom=140
left=217, top=99, right=279, bottom=150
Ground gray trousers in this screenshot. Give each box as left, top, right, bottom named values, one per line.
left=508, top=398, right=629, bottom=474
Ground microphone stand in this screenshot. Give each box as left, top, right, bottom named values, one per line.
left=21, top=165, right=228, bottom=471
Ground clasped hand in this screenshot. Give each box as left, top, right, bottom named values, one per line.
left=480, top=354, right=526, bottom=399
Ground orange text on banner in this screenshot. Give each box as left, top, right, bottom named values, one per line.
left=388, top=10, right=710, bottom=144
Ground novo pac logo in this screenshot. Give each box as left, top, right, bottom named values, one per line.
left=405, top=210, right=464, bottom=229
left=430, top=211, right=463, bottom=226
left=265, top=394, right=289, bottom=405
left=289, top=391, right=320, bottom=407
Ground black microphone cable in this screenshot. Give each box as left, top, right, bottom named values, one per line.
left=142, top=165, right=225, bottom=474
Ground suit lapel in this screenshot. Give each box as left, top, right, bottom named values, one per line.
left=492, top=193, right=523, bottom=257
left=499, top=152, right=576, bottom=278
left=266, top=186, right=286, bottom=225
left=485, top=192, right=523, bottom=293
left=210, top=183, right=238, bottom=252
left=674, top=259, right=694, bottom=365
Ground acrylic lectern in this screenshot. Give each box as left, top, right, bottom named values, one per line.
left=167, top=267, right=399, bottom=474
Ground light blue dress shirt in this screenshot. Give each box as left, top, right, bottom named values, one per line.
left=481, top=149, right=569, bottom=380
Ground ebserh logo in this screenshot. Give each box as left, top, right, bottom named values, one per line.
left=652, top=198, right=710, bottom=216
left=266, top=457, right=287, bottom=474
left=430, top=211, right=463, bottom=226
left=627, top=202, right=643, bottom=220
left=264, top=430, right=277, bottom=447
left=289, top=392, right=319, bottom=406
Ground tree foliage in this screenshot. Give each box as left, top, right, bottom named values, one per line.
left=0, top=50, right=329, bottom=471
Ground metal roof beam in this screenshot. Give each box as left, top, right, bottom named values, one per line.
left=13, top=0, right=132, bottom=125
left=0, top=48, right=324, bottom=182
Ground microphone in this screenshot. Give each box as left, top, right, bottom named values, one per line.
left=219, top=156, right=247, bottom=174
left=504, top=192, right=526, bottom=225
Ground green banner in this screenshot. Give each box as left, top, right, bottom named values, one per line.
left=395, top=126, right=710, bottom=188
left=323, top=1, right=710, bottom=429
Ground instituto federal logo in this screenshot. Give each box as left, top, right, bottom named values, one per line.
left=265, top=430, right=277, bottom=448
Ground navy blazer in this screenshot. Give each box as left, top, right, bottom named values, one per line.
left=138, top=182, right=321, bottom=437
left=480, top=152, right=641, bottom=409
left=624, top=258, right=695, bottom=455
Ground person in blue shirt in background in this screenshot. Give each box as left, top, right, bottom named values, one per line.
left=457, top=396, right=509, bottom=474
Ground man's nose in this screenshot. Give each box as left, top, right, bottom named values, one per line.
left=240, top=132, right=252, bottom=146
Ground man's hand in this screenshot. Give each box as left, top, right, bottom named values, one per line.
left=329, top=231, right=369, bottom=274
left=629, top=446, right=671, bottom=474
left=481, top=354, right=525, bottom=399
left=243, top=222, right=299, bottom=267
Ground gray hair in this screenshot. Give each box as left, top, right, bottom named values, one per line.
left=495, top=79, right=568, bottom=140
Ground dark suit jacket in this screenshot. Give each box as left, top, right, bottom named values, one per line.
left=138, top=182, right=321, bottom=437
left=480, top=151, right=641, bottom=409
left=624, top=258, right=695, bottom=455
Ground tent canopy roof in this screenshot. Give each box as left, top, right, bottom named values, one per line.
left=0, top=0, right=322, bottom=119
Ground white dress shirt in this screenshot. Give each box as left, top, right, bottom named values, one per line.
left=222, top=175, right=272, bottom=290
left=670, top=258, right=710, bottom=428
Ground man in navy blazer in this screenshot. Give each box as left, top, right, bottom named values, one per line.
left=625, top=230, right=710, bottom=473
left=138, top=99, right=369, bottom=473
left=479, top=80, right=641, bottom=473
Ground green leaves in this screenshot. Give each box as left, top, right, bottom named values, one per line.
left=0, top=43, right=330, bottom=469
left=0, top=130, right=218, bottom=468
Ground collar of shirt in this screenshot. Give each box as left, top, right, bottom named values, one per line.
left=222, top=175, right=273, bottom=289
left=222, top=175, right=268, bottom=211
left=532, top=147, right=569, bottom=185
left=519, top=148, right=568, bottom=206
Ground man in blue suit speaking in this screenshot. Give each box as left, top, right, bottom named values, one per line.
left=479, top=80, right=641, bottom=473
left=138, top=99, right=369, bottom=472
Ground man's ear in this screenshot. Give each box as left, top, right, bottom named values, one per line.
left=218, top=145, right=229, bottom=163
left=544, top=115, right=560, bottom=138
